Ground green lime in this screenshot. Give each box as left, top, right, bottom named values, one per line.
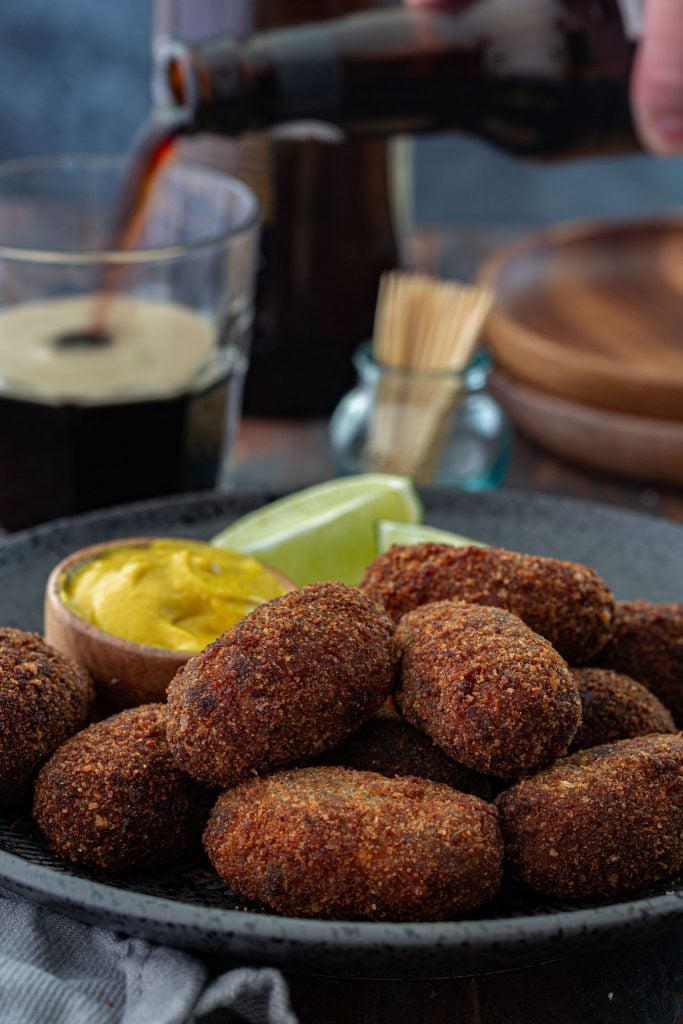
left=376, top=519, right=487, bottom=553
left=211, top=475, right=422, bottom=586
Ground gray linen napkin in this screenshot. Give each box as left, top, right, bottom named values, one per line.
left=0, top=888, right=299, bottom=1024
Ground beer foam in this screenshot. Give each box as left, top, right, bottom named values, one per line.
left=0, top=296, right=217, bottom=405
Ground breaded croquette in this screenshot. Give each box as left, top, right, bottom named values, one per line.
left=0, top=627, right=94, bottom=805
left=569, top=667, right=675, bottom=752
left=166, top=583, right=397, bottom=788
left=33, top=704, right=211, bottom=872
left=396, top=602, right=581, bottom=778
left=360, top=543, right=614, bottom=663
left=590, top=601, right=683, bottom=723
left=496, top=733, right=683, bottom=901
left=319, top=710, right=492, bottom=799
left=204, top=766, right=503, bottom=920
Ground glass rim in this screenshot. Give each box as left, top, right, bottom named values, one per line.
left=0, top=153, right=261, bottom=265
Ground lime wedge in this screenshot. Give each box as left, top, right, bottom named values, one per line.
left=376, top=519, right=487, bottom=554
left=211, top=475, right=422, bottom=586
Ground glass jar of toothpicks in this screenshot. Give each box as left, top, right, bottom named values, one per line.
left=330, top=271, right=511, bottom=489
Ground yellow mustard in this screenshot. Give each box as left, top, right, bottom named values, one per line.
left=60, top=538, right=289, bottom=652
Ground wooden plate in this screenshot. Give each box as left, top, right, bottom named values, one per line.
left=481, top=218, right=683, bottom=419
left=491, top=369, right=683, bottom=486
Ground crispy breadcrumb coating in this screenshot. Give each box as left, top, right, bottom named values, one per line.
left=496, top=733, right=683, bottom=900
left=33, top=704, right=211, bottom=871
left=204, top=766, right=503, bottom=920
left=0, top=627, right=94, bottom=805
left=569, top=667, right=675, bottom=752
left=319, top=711, right=492, bottom=799
left=590, top=601, right=683, bottom=723
left=396, top=601, right=581, bottom=778
left=166, top=583, right=397, bottom=787
left=361, top=543, right=614, bottom=663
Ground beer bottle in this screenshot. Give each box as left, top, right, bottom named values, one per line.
left=160, top=0, right=643, bottom=160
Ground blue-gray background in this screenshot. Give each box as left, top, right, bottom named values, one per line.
left=1, top=0, right=682, bottom=226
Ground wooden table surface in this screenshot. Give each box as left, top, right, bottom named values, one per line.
left=231, top=415, right=683, bottom=524
left=225, top=415, right=683, bottom=1024
left=283, top=933, right=683, bottom=1024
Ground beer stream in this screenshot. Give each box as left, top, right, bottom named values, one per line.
left=87, top=114, right=188, bottom=344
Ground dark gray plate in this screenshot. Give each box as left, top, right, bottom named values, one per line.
left=0, top=488, right=681, bottom=980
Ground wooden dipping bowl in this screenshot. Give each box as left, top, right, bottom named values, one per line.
left=44, top=537, right=296, bottom=709
left=480, top=217, right=683, bottom=420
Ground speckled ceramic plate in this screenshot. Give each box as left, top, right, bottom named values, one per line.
left=0, top=488, right=681, bottom=980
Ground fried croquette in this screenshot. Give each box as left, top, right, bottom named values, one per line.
left=569, top=667, right=675, bottom=752
left=0, top=627, right=94, bottom=805
left=496, top=733, right=683, bottom=901
left=203, top=766, right=503, bottom=921
left=33, top=704, right=211, bottom=872
left=166, top=583, right=397, bottom=788
left=395, top=602, right=581, bottom=778
left=319, top=711, right=492, bottom=799
left=590, top=601, right=683, bottom=723
left=360, top=543, right=614, bottom=663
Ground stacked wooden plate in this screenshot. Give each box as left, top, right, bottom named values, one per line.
left=480, top=218, right=683, bottom=485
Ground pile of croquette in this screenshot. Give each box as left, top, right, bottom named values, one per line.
left=2, top=543, right=683, bottom=922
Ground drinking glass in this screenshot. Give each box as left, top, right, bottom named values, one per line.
left=0, top=155, right=259, bottom=530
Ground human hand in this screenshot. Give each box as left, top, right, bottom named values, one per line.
left=632, top=0, right=683, bottom=154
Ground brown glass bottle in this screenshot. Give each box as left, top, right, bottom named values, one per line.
left=162, top=0, right=640, bottom=160
left=158, top=1, right=399, bottom=416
